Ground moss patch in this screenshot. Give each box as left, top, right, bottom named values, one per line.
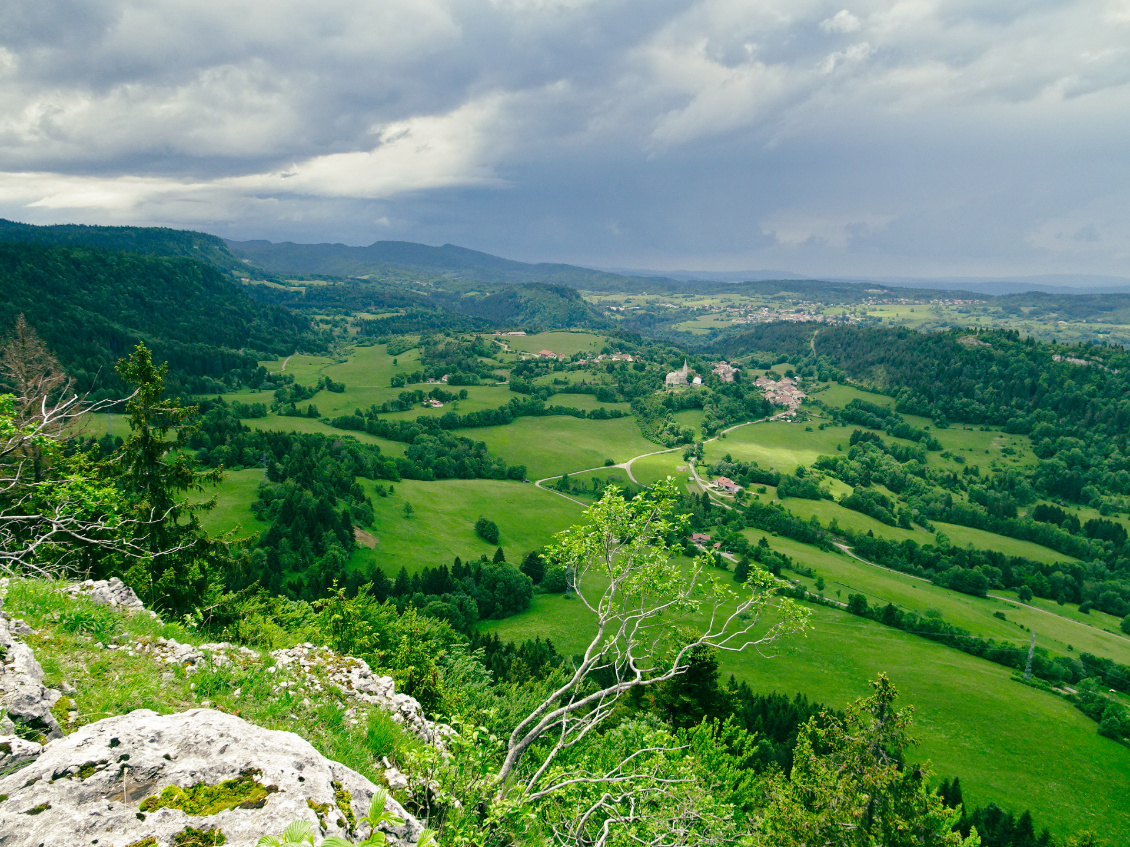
left=308, top=798, right=332, bottom=831
left=332, top=780, right=355, bottom=832
left=172, top=826, right=226, bottom=847
left=24, top=802, right=50, bottom=815
left=124, top=838, right=158, bottom=847
left=139, top=769, right=276, bottom=816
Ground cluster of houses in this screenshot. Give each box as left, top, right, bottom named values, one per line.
left=425, top=374, right=451, bottom=384
left=493, top=330, right=527, bottom=337
left=754, top=375, right=806, bottom=413
left=690, top=532, right=722, bottom=550
left=665, top=360, right=742, bottom=387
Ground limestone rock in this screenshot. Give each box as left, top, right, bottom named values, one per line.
left=0, top=734, right=43, bottom=772
left=66, top=577, right=155, bottom=618
left=0, top=708, right=426, bottom=846
left=0, top=610, right=62, bottom=741
left=272, top=645, right=453, bottom=747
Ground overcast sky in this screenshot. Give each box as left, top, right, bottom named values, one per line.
left=1, top=0, right=1128, bottom=277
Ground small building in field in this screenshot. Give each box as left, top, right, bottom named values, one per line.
left=538, top=350, right=558, bottom=359
left=712, top=476, right=742, bottom=495
left=423, top=399, right=444, bottom=408
left=690, top=532, right=712, bottom=545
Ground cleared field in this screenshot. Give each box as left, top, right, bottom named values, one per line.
left=322, top=342, right=423, bottom=388
left=507, top=331, right=608, bottom=357
left=460, top=416, right=657, bottom=480
left=782, top=498, right=929, bottom=545
left=244, top=416, right=405, bottom=455
left=484, top=593, right=1130, bottom=843
left=671, top=408, right=706, bottom=437
left=549, top=393, right=632, bottom=413
left=192, top=468, right=267, bottom=540
left=755, top=532, right=1130, bottom=665
left=628, top=450, right=688, bottom=487
left=260, top=353, right=337, bottom=382
left=934, top=521, right=1076, bottom=566
left=703, top=421, right=859, bottom=473
left=353, top=478, right=583, bottom=575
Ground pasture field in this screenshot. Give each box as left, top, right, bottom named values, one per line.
left=192, top=468, right=268, bottom=540
left=755, top=532, right=1130, bottom=665
left=353, top=478, right=583, bottom=575
left=546, top=393, right=632, bottom=413
left=81, top=413, right=130, bottom=438
left=260, top=353, right=338, bottom=381
left=702, top=421, right=858, bottom=473
left=243, top=415, right=406, bottom=454
left=628, top=450, right=687, bottom=487
left=506, top=331, right=608, bottom=357
left=670, top=408, right=705, bottom=437
left=484, top=591, right=1130, bottom=843
left=459, top=416, right=656, bottom=480
left=934, top=521, right=1076, bottom=566
left=996, top=589, right=1130, bottom=639
left=780, top=498, right=928, bottom=544
left=321, top=342, right=423, bottom=388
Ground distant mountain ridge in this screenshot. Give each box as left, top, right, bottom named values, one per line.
left=0, top=218, right=246, bottom=273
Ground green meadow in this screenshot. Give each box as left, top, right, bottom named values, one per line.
left=506, top=331, right=608, bottom=357
left=484, top=591, right=1130, bottom=843
left=354, top=478, right=583, bottom=575
left=753, top=532, right=1130, bottom=665
left=703, top=421, right=859, bottom=473
left=459, top=415, right=657, bottom=479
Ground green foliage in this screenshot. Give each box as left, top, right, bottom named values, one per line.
left=0, top=240, right=311, bottom=397
left=173, top=826, right=227, bottom=847
left=758, top=675, right=980, bottom=847
left=474, top=517, right=499, bottom=545
left=139, top=769, right=274, bottom=815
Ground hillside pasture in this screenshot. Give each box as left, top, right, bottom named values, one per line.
left=459, top=415, right=656, bottom=480
left=484, top=590, right=1130, bottom=843
left=506, top=331, right=608, bottom=357
left=353, top=478, right=583, bottom=575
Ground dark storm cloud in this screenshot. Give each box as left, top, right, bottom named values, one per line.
left=1, top=0, right=1128, bottom=275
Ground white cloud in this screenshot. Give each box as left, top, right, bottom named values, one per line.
left=821, top=10, right=862, bottom=33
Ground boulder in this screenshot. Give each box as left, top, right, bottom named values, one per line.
left=0, top=708, right=427, bottom=846
left=0, top=611, right=62, bottom=741
left=66, top=578, right=155, bottom=618
left=272, top=646, right=452, bottom=747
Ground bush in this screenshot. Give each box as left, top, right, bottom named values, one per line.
left=474, top=517, right=500, bottom=545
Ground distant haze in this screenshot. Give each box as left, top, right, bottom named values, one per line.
left=0, top=1, right=1128, bottom=278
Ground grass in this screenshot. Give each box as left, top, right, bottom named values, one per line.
left=484, top=589, right=1130, bottom=843
left=459, top=416, right=657, bottom=480
left=192, top=468, right=268, bottom=540
left=752, top=531, right=1130, bottom=665
left=781, top=498, right=929, bottom=544
left=506, top=331, right=608, bottom=357
left=702, top=421, right=859, bottom=474
left=934, top=521, right=1076, bottom=566
left=4, top=578, right=421, bottom=784
left=244, top=416, right=405, bottom=454
left=353, top=478, right=584, bottom=575
left=628, top=451, right=688, bottom=487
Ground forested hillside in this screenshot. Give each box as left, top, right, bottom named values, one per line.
left=0, top=218, right=246, bottom=272
left=0, top=242, right=313, bottom=396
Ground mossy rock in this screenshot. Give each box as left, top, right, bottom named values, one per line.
left=172, top=826, right=226, bottom=847
left=140, top=769, right=277, bottom=816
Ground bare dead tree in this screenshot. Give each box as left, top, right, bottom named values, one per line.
left=492, top=478, right=809, bottom=816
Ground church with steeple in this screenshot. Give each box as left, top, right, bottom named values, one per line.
left=665, top=359, right=691, bottom=386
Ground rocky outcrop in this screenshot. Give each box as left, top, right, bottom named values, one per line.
left=126, top=636, right=259, bottom=671
left=272, top=645, right=453, bottom=747
left=66, top=577, right=155, bottom=617
left=0, top=708, right=427, bottom=846
left=0, top=595, right=62, bottom=742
